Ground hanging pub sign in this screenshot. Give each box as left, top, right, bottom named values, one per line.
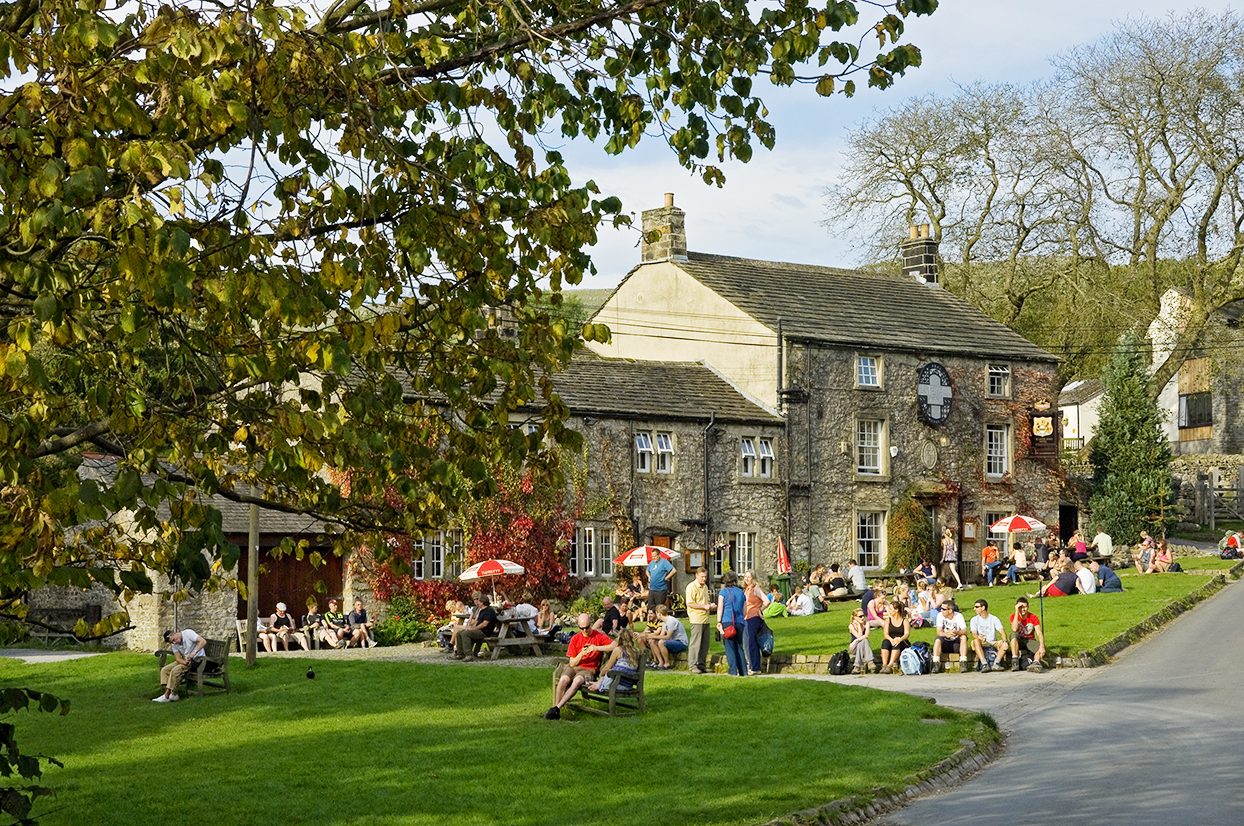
left=916, top=362, right=953, bottom=425
left=1030, top=399, right=1059, bottom=459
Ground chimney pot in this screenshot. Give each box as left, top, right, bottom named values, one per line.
left=909, top=225, right=919, bottom=240
left=664, top=192, right=674, bottom=208
left=900, top=224, right=940, bottom=288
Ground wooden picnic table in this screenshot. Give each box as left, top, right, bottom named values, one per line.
left=489, top=615, right=544, bottom=660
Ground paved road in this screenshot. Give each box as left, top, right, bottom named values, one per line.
left=866, top=576, right=1244, bottom=826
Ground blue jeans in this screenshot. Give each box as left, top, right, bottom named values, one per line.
left=722, top=623, right=746, bottom=675
left=744, top=616, right=764, bottom=673
left=1007, top=564, right=1019, bottom=583
left=984, top=561, right=1004, bottom=585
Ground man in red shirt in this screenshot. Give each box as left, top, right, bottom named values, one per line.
left=1009, top=596, right=1046, bottom=672
left=546, top=613, right=612, bottom=720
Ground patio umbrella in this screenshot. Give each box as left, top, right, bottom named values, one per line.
left=613, top=545, right=681, bottom=566
left=459, top=559, right=525, bottom=601
left=776, top=536, right=792, bottom=575
left=989, top=515, right=1048, bottom=534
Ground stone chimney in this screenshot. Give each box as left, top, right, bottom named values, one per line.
left=901, top=223, right=939, bottom=288
left=640, top=193, right=687, bottom=262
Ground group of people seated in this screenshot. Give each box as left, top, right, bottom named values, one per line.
left=545, top=613, right=643, bottom=719
left=979, top=528, right=1114, bottom=586
left=848, top=595, right=1049, bottom=675
left=253, top=598, right=376, bottom=651
left=1029, top=557, right=1123, bottom=597
left=1131, top=532, right=1181, bottom=574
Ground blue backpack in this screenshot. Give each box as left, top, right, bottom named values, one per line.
left=900, top=642, right=931, bottom=675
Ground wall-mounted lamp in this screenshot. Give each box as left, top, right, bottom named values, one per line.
left=889, top=446, right=899, bottom=458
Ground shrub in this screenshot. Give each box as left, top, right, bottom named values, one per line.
left=886, top=490, right=938, bottom=571
left=568, top=583, right=614, bottom=620
left=372, top=596, right=436, bottom=646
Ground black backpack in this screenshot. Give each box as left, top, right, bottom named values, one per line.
left=911, top=641, right=933, bottom=674
left=828, top=650, right=851, bottom=675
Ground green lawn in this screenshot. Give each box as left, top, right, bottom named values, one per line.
left=725, top=570, right=1218, bottom=658
left=0, top=654, right=986, bottom=826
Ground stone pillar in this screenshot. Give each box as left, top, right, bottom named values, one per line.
left=640, top=193, right=687, bottom=262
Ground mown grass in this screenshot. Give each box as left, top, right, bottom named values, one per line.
left=0, top=654, right=982, bottom=826
left=713, top=568, right=1218, bottom=658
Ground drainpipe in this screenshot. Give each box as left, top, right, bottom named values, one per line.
left=703, top=412, right=715, bottom=553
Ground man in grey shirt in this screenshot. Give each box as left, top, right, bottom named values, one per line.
left=155, top=629, right=205, bottom=703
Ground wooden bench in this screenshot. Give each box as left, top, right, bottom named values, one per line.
left=552, top=659, right=647, bottom=716
left=27, top=605, right=102, bottom=642
left=156, top=637, right=232, bottom=696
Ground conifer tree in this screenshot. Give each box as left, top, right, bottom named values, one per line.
left=1088, top=333, right=1177, bottom=542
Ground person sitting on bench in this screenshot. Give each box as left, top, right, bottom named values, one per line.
left=454, top=594, right=499, bottom=660
left=546, top=613, right=612, bottom=720
left=154, top=628, right=205, bottom=703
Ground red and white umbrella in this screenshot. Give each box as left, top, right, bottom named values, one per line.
left=460, top=559, right=525, bottom=580
left=613, top=545, right=681, bottom=566
left=989, top=515, right=1048, bottom=534
left=776, top=536, right=792, bottom=575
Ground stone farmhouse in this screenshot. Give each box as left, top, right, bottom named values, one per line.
left=584, top=195, right=1064, bottom=573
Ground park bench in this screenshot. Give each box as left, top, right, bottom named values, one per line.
left=552, top=658, right=647, bottom=717
left=155, top=637, right=232, bottom=696
left=27, top=605, right=102, bottom=642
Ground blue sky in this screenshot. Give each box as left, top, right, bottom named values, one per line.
left=566, top=1, right=1240, bottom=288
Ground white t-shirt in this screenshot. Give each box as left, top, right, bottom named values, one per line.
left=661, top=616, right=688, bottom=645
left=1094, top=532, right=1113, bottom=557
left=174, top=629, right=204, bottom=660
left=789, top=593, right=815, bottom=616
left=1076, top=567, right=1096, bottom=594
left=970, top=613, right=1005, bottom=643
left=849, top=565, right=867, bottom=591
left=935, top=611, right=966, bottom=637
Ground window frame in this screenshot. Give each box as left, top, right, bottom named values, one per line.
left=634, top=431, right=653, bottom=473
left=1178, top=391, right=1213, bottom=428
left=757, top=438, right=775, bottom=479
left=988, top=364, right=1012, bottom=398
left=856, top=511, right=885, bottom=568
left=856, top=354, right=882, bottom=389
left=411, top=535, right=425, bottom=580
left=740, top=437, right=757, bottom=478
left=985, top=511, right=1011, bottom=557
left=985, top=424, right=1010, bottom=477
left=655, top=432, right=674, bottom=474
left=855, top=417, right=886, bottom=477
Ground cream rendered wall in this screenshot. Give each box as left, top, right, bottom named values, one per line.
left=587, top=262, right=780, bottom=411
left=1149, top=288, right=1191, bottom=444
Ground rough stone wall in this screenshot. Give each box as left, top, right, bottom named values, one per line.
left=784, top=342, right=1062, bottom=572
left=574, top=414, right=786, bottom=584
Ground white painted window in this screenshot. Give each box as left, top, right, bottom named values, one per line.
left=581, top=526, right=596, bottom=576
left=857, top=355, right=881, bottom=388
left=635, top=431, right=653, bottom=473
left=988, top=364, right=1011, bottom=398
left=411, top=536, right=425, bottom=580
left=985, top=511, right=1010, bottom=556
left=429, top=532, right=443, bottom=579
left=568, top=530, right=578, bottom=576
left=986, top=425, right=1010, bottom=476
left=736, top=532, right=755, bottom=573
left=758, top=438, right=774, bottom=478
left=856, top=419, right=883, bottom=475
left=740, top=437, right=757, bottom=477
left=655, top=432, right=674, bottom=473
left=598, top=528, right=614, bottom=576
left=445, top=529, right=463, bottom=578
left=857, top=512, right=885, bottom=568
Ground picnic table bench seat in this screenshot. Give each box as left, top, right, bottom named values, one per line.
left=156, top=637, right=232, bottom=696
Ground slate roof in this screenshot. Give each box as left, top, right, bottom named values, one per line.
left=667, top=252, right=1057, bottom=363
left=1058, top=378, right=1103, bottom=407
left=531, top=354, right=780, bottom=424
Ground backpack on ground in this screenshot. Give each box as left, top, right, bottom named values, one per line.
left=911, top=641, right=933, bottom=673
left=828, top=650, right=850, bottom=675
left=1168, top=561, right=1183, bottom=572
left=899, top=644, right=929, bottom=675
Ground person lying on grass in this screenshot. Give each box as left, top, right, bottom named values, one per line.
left=547, top=613, right=612, bottom=720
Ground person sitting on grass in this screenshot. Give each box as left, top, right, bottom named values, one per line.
left=803, top=581, right=827, bottom=613
left=593, top=596, right=626, bottom=636
left=1091, top=560, right=1124, bottom=593
left=1009, top=597, right=1046, bottom=672
left=762, top=586, right=788, bottom=618
left=786, top=585, right=815, bottom=617
left=826, top=563, right=850, bottom=598
left=546, top=613, right=612, bottom=719
left=848, top=608, right=873, bottom=674
left=586, top=628, right=642, bottom=692
left=323, top=598, right=350, bottom=648
left=1146, top=540, right=1174, bottom=574
left=879, top=601, right=911, bottom=674
left=865, top=587, right=890, bottom=629
left=1073, top=558, right=1096, bottom=594
left=921, top=579, right=951, bottom=625
left=1031, top=562, right=1078, bottom=598
left=915, top=558, right=937, bottom=586
left=969, top=599, right=1007, bottom=672
left=1133, top=532, right=1155, bottom=574
left=643, top=604, right=688, bottom=669
left=930, top=601, right=967, bottom=673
